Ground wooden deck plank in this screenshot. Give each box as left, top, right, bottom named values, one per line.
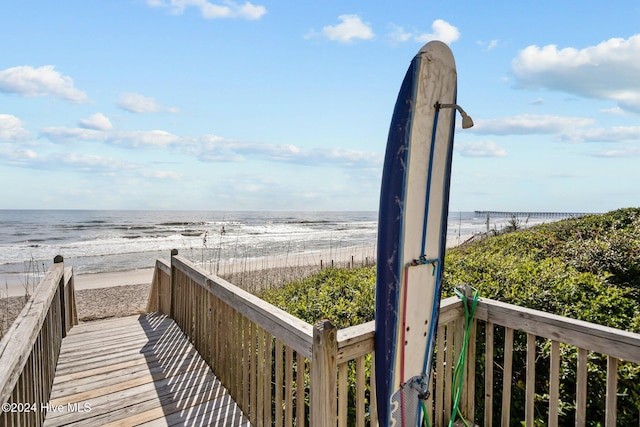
left=55, top=323, right=184, bottom=363
left=44, top=313, right=249, bottom=427
left=47, top=375, right=224, bottom=426
left=59, top=319, right=177, bottom=345
left=51, top=352, right=204, bottom=397
left=54, top=333, right=195, bottom=379
left=53, top=320, right=190, bottom=375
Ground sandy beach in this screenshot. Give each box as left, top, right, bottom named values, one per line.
left=0, top=249, right=376, bottom=337
left=1, top=269, right=156, bottom=337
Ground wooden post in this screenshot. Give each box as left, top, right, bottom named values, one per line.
left=54, top=255, right=66, bottom=338
left=169, top=249, right=178, bottom=319
left=68, top=271, right=78, bottom=327
left=311, top=319, right=337, bottom=427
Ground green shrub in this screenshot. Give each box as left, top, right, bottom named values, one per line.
left=259, top=267, right=376, bottom=328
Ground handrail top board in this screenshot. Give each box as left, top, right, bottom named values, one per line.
left=476, top=298, right=640, bottom=364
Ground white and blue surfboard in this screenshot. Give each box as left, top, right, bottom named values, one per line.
left=375, top=40, right=471, bottom=426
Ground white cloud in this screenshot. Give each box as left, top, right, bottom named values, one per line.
left=41, top=126, right=183, bottom=147
left=36, top=124, right=380, bottom=168
left=321, top=15, right=374, bottom=43
left=472, top=114, right=594, bottom=135
left=0, top=114, right=30, bottom=141
left=512, top=34, right=640, bottom=113
left=147, top=0, right=266, bottom=20
left=40, top=126, right=107, bottom=143
left=190, top=136, right=305, bottom=162
left=1, top=147, right=138, bottom=173
left=186, top=134, right=381, bottom=167
left=457, top=141, right=507, bottom=158
left=107, top=130, right=183, bottom=147
left=63, top=153, right=132, bottom=172
left=562, top=126, right=640, bottom=143
left=79, top=113, right=113, bottom=131
left=476, top=39, right=499, bottom=50
left=1, top=148, right=39, bottom=167
left=389, top=19, right=460, bottom=45
left=117, top=93, right=179, bottom=114
left=0, top=65, right=90, bottom=104
left=142, top=170, right=180, bottom=179
left=387, top=24, right=412, bottom=43
left=234, top=2, right=265, bottom=20
left=414, top=19, right=460, bottom=44
left=601, top=107, right=626, bottom=115
left=589, top=147, right=640, bottom=157
left=305, top=147, right=382, bottom=166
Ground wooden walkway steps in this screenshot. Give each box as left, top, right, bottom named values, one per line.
left=44, top=313, right=250, bottom=427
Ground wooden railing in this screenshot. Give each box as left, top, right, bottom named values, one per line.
left=147, top=254, right=640, bottom=426
left=472, top=299, right=640, bottom=427
left=0, top=256, right=77, bottom=427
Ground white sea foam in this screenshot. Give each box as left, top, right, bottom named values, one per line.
left=0, top=210, right=564, bottom=282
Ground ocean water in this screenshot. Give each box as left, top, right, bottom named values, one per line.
left=0, top=210, right=561, bottom=284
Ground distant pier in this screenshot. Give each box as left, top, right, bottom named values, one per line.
left=475, top=211, right=592, bottom=219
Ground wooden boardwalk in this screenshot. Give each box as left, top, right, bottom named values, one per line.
left=44, top=313, right=250, bottom=427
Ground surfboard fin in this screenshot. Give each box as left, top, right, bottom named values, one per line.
left=389, top=374, right=430, bottom=426
left=407, top=374, right=430, bottom=400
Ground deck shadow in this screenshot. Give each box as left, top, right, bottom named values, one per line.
left=44, top=313, right=249, bottom=426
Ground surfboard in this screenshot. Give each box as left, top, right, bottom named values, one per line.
left=375, top=40, right=462, bottom=426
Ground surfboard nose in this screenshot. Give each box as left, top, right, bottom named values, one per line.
left=417, top=40, right=456, bottom=67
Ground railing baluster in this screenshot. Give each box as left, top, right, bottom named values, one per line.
left=549, top=340, right=560, bottom=427
left=465, top=318, right=477, bottom=419
left=485, top=321, right=494, bottom=427
left=235, top=310, right=243, bottom=409
left=436, top=324, right=446, bottom=426
left=257, top=326, right=265, bottom=427
left=576, top=347, right=587, bottom=427
left=337, top=362, right=348, bottom=427
left=444, top=322, right=453, bottom=424
left=285, top=347, right=293, bottom=427
left=296, top=353, right=306, bottom=427
left=501, top=327, right=514, bottom=427
left=275, top=339, right=284, bottom=427
left=370, top=352, right=378, bottom=426
left=356, top=355, right=365, bottom=427
left=250, top=322, right=257, bottom=426
left=242, top=315, right=250, bottom=414
left=525, top=333, right=536, bottom=427
left=605, top=355, right=618, bottom=427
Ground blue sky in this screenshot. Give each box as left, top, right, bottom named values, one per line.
left=1, top=1, right=639, bottom=212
